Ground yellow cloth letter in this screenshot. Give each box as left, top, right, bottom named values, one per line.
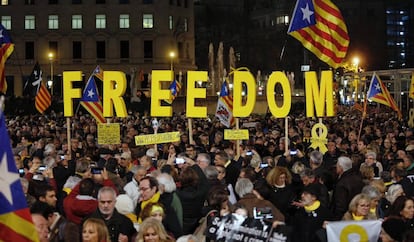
left=63, top=71, right=82, bottom=117
left=266, top=71, right=291, bottom=118
left=186, top=71, right=207, bottom=118
left=233, top=71, right=256, bottom=117
left=103, top=71, right=127, bottom=117
left=151, top=70, right=173, bottom=117
left=305, top=71, right=334, bottom=117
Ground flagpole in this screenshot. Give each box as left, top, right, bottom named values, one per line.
left=236, top=118, right=240, bottom=158
left=357, top=80, right=368, bottom=142
left=67, top=117, right=72, bottom=160
left=188, top=118, right=193, bottom=145
left=285, top=117, right=289, bottom=152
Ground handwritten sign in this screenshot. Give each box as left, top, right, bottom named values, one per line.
left=134, top=131, right=180, bottom=146
left=224, top=129, right=249, bottom=140
left=98, top=123, right=121, bottom=145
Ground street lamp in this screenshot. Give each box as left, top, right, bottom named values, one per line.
left=169, top=51, right=175, bottom=72
left=48, top=52, right=54, bottom=95
left=353, top=57, right=360, bottom=72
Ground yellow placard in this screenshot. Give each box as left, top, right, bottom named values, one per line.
left=224, top=129, right=249, bottom=140
left=134, top=131, right=180, bottom=146
left=97, top=123, right=121, bottom=145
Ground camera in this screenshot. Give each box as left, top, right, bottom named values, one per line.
left=253, top=207, right=273, bottom=219
left=246, top=151, right=253, bottom=156
left=175, top=157, right=185, bottom=164
left=91, top=167, right=103, bottom=174
left=19, top=168, right=25, bottom=176
left=38, top=165, right=47, bottom=172
left=260, top=163, right=269, bottom=168
left=289, top=149, right=298, bottom=155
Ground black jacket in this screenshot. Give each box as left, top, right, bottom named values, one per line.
left=86, top=208, right=135, bottom=242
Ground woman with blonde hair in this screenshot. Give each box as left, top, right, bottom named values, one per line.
left=136, top=217, right=175, bottom=242
left=82, top=218, right=110, bottom=242
left=342, top=193, right=377, bottom=221
left=266, top=166, right=296, bottom=221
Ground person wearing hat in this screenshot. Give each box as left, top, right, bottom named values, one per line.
left=291, top=183, right=333, bottom=242
left=381, top=217, right=406, bottom=242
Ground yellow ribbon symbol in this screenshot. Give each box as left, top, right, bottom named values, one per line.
left=408, top=109, right=414, bottom=128
left=310, top=123, right=328, bottom=154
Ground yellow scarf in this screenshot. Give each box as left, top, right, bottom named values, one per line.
left=138, top=192, right=161, bottom=223
left=304, top=200, right=320, bottom=212
left=352, top=213, right=364, bottom=221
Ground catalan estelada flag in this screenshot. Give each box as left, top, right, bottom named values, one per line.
left=80, top=66, right=105, bottom=123
left=287, top=0, right=349, bottom=68
left=367, top=73, right=402, bottom=119
left=165, top=79, right=181, bottom=104
left=0, top=24, right=14, bottom=94
left=215, top=80, right=234, bottom=128
left=0, top=111, right=39, bottom=241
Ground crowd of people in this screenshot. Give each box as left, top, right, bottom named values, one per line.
left=9, top=103, right=414, bottom=242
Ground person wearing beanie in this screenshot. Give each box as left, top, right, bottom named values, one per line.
left=291, top=183, right=334, bottom=242
left=381, top=217, right=406, bottom=242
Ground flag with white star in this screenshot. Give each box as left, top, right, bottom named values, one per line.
left=287, top=0, right=349, bottom=68
left=79, top=66, right=106, bottom=123
left=0, top=23, right=14, bottom=94
left=367, top=73, right=402, bottom=119
left=0, top=112, right=39, bottom=241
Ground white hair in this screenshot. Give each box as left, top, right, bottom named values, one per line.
left=156, top=173, right=176, bottom=193
left=337, top=156, right=352, bottom=172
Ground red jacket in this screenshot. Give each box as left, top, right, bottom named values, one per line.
left=63, top=181, right=98, bottom=225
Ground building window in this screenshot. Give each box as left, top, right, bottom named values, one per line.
left=25, top=42, right=34, bottom=60
left=72, top=15, right=82, bottom=29
left=119, top=0, right=129, bottom=3
left=119, top=14, right=130, bottom=29
left=96, top=14, right=106, bottom=29
left=169, top=0, right=174, bottom=5
left=120, top=41, right=129, bottom=59
left=177, top=0, right=181, bottom=6
left=72, top=0, right=81, bottom=3
left=169, top=15, right=173, bottom=30
left=184, top=0, right=188, bottom=8
left=96, top=41, right=106, bottom=59
left=143, top=14, right=153, bottom=29
left=49, top=0, right=58, bottom=4
left=73, top=41, right=82, bottom=59
left=48, top=15, right=59, bottom=29
left=25, top=15, right=35, bottom=30
left=184, top=18, right=188, bottom=32
left=1, top=0, right=9, bottom=6
left=144, top=40, right=153, bottom=58
left=1, top=16, right=11, bottom=29
left=49, top=41, right=58, bottom=57
left=25, top=0, right=35, bottom=4
left=96, top=0, right=105, bottom=3
left=143, top=0, right=153, bottom=3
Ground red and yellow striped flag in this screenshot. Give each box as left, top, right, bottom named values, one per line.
left=288, top=0, right=350, bottom=68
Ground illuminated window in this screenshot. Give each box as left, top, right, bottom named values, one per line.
left=48, top=15, right=59, bottom=29
left=169, top=15, right=173, bottom=30
left=143, top=14, right=153, bottom=29
left=96, top=14, right=106, bottom=29
left=25, top=15, right=35, bottom=30
left=72, top=15, right=82, bottom=29
left=119, top=14, right=129, bottom=29
left=184, top=18, right=188, bottom=31
left=1, top=0, right=9, bottom=5
left=1, top=16, right=11, bottom=29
